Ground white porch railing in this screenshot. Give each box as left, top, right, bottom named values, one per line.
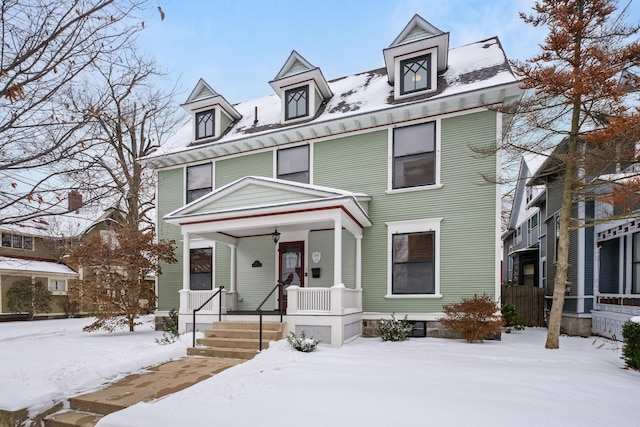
left=286, top=285, right=362, bottom=315
left=179, top=289, right=226, bottom=314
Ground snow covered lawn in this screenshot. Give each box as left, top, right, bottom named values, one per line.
left=1, top=317, right=638, bottom=426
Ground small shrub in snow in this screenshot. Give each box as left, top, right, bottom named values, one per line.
left=156, top=308, right=180, bottom=345
left=376, top=313, right=413, bottom=342
left=622, top=318, right=640, bottom=370
left=439, top=295, right=504, bottom=343
left=286, top=331, right=320, bottom=352
left=501, top=303, right=525, bottom=333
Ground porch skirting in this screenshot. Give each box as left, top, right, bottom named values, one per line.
left=286, top=312, right=362, bottom=346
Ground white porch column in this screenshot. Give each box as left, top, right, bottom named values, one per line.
left=179, top=231, right=191, bottom=315
left=334, top=216, right=343, bottom=286
left=355, top=234, right=362, bottom=290
left=229, top=244, right=237, bottom=293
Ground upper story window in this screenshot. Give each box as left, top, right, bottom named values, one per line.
left=186, top=163, right=212, bottom=204
left=393, top=122, right=436, bottom=189
left=400, top=54, right=431, bottom=95
left=277, top=145, right=309, bottom=183
left=195, top=109, right=215, bottom=140
left=285, top=86, right=309, bottom=120
left=100, top=230, right=119, bottom=249
left=526, top=187, right=533, bottom=204
left=1, top=233, right=33, bottom=250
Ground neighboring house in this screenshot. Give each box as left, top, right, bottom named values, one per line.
left=0, top=193, right=86, bottom=318
left=502, top=156, right=546, bottom=288
left=145, top=15, right=522, bottom=346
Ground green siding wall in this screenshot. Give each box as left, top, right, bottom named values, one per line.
left=215, top=151, right=272, bottom=188
left=234, top=236, right=277, bottom=310
left=157, top=168, right=185, bottom=311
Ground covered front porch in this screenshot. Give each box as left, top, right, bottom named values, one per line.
left=163, top=176, right=372, bottom=347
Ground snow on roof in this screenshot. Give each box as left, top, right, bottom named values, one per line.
left=0, top=256, right=77, bottom=276
left=0, top=207, right=106, bottom=239
left=148, top=37, right=516, bottom=161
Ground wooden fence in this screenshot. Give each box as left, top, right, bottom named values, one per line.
left=501, top=285, right=546, bottom=327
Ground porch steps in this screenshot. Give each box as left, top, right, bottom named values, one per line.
left=187, top=321, right=286, bottom=360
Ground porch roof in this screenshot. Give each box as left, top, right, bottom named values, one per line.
left=164, top=176, right=372, bottom=242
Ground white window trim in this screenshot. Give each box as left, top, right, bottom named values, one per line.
left=273, top=143, right=314, bottom=184
left=280, top=83, right=319, bottom=124
left=393, top=47, right=438, bottom=100
left=184, top=162, right=214, bottom=205
left=385, top=218, right=442, bottom=299
left=386, top=119, right=442, bottom=193
left=49, top=278, right=67, bottom=295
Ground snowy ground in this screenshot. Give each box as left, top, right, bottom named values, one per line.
left=1, top=318, right=638, bottom=427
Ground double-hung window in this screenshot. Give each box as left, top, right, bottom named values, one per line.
left=277, top=145, right=309, bottom=184
left=400, top=54, right=431, bottom=95
left=49, top=279, right=66, bottom=292
left=190, top=248, right=212, bottom=291
left=285, top=86, right=309, bottom=120
left=387, top=218, right=441, bottom=297
left=195, top=109, right=214, bottom=140
left=393, top=122, right=436, bottom=189
left=186, top=163, right=212, bottom=204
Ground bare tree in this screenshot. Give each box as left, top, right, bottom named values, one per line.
left=64, top=49, right=183, bottom=231
left=504, top=0, right=640, bottom=348
left=0, top=0, right=152, bottom=226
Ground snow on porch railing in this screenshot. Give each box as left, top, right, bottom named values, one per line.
left=287, top=285, right=362, bottom=315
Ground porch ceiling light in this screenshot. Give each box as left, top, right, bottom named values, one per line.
left=271, top=227, right=281, bottom=244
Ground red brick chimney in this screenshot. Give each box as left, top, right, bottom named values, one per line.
left=68, top=190, right=82, bottom=213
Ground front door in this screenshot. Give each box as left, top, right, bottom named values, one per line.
left=279, top=241, right=304, bottom=310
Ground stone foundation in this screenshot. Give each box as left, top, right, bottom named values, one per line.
left=361, top=319, right=500, bottom=340
left=560, top=315, right=592, bottom=337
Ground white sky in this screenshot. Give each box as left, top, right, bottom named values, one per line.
left=137, top=0, right=640, bottom=105
left=1, top=316, right=638, bottom=426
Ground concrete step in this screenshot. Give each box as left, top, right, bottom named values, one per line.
left=197, top=336, right=271, bottom=349
left=213, top=321, right=284, bottom=331
left=44, top=409, right=102, bottom=427
left=187, top=346, right=259, bottom=359
left=204, top=328, right=283, bottom=340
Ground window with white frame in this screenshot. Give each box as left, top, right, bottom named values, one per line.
left=387, top=218, right=441, bottom=297
left=392, top=121, right=436, bottom=189
left=1, top=233, right=34, bottom=250
left=277, top=145, right=309, bottom=183
left=49, top=279, right=66, bottom=292
left=285, top=86, right=309, bottom=120
left=186, top=163, right=212, bottom=204
left=632, top=232, right=640, bottom=294
left=190, top=248, right=212, bottom=290
left=195, top=109, right=214, bottom=140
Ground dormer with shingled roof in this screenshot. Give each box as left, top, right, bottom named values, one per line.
left=181, top=79, right=242, bottom=144
left=383, top=14, right=450, bottom=100
left=269, top=50, right=333, bottom=124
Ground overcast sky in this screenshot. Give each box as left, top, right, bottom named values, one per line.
left=137, top=0, right=640, bottom=104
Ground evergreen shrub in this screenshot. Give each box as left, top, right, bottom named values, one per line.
left=376, top=313, right=414, bottom=342
left=286, top=331, right=320, bottom=352
left=622, top=319, right=640, bottom=370
left=501, top=303, right=525, bottom=333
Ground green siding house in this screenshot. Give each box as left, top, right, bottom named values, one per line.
left=145, top=15, right=522, bottom=346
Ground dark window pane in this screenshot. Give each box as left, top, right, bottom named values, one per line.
left=187, top=163, right=212, bottom=203
left=278, top=146, right=309, bottom=183
left=285, top=86, right=308, bottom=120
left=401, top=54, right=431, bottom=95
left=12, top=235, right=22, bottom=248
left=190, top=248, right=212, bottom=290
left=23, top=236, right=33, bottom=250
left=1, top=234, right=10, bottom=247
left=392, top=231, right=435, bottom=294
left=393, top=122, right=436, bottom=189
left=196, top=110, right=214, bottom=139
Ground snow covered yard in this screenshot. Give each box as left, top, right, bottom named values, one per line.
left=0, top=315, right=187, bottom=418
left=1, top=318, right=638, bottom=427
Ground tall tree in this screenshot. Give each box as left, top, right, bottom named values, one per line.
left=508, top=0, right=640, bottom=348
left=64, top=50, right=182, bottom=231
left=0, top=0, right=151, bottom=226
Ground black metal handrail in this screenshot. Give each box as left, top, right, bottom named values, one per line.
left=192, top=286, right=224, bottom=348
left=256, top=282, right=284, bottom=351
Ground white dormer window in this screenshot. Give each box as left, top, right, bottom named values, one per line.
left=196, top=109, right=215, bottom=139
left=401, top=53, right=432, bottom=95
left=285, top=86, right=309, bottom=120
